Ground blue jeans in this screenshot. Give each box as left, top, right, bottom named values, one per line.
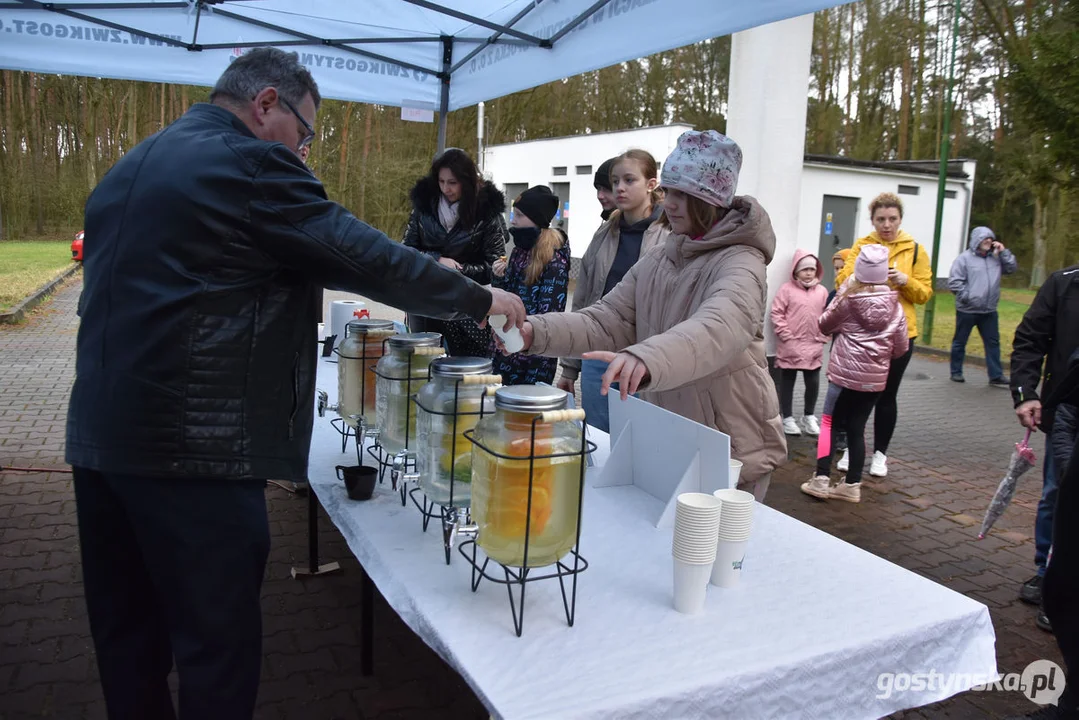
left=1036, top=429, right=1059, bottom=576
left=581, top=359, right=611, bottom=433
left=950, top=311, right=1004, bottom=380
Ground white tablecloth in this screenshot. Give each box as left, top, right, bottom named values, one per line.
left=307, top=358, right=997, bottom=719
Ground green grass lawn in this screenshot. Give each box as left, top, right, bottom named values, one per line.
left=0, top=240, right=76, bottom=312
left=916, top=287, right=1035, bottom=361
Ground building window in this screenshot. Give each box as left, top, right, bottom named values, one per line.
left=576, top=165, right=592, bottom=175
left=944, top=189, right=957, bottom=199
left=552, top=166, right=567, bottom=176
left=897, top=185, right=920, bottom=196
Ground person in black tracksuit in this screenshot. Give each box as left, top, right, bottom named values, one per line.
left=403, top=148, right=509, bottom=356
left=1027, top=354, right=1079, bottom=720
left=1010, top=265, right=1079, bottom=622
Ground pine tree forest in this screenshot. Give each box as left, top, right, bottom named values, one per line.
left=1, top=0, right=1076, bottom=286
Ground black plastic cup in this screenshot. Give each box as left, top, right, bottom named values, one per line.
left=336, top=465, right=377, bottom=501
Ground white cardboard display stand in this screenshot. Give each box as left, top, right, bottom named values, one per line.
left=594, top=394, right=732, bottom=529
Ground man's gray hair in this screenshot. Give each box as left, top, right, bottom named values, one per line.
left=211, top=47, right=321, bottom=109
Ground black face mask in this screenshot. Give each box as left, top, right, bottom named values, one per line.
left=510, top=226, right=540, bottom=250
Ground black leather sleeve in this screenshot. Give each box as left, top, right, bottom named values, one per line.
left=248, top=144, right=491, bottom=322
left=459, top=214, right=508, bottom=285
left=1010, top=274, right=1059, bottom=407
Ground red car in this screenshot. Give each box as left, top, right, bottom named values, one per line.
left=71, top=231, right=84, bottom=261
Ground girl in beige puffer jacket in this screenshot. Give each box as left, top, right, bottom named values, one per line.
left=802, top=244, right=908, bottom=504
left=517, top=130, right=787, bottom=501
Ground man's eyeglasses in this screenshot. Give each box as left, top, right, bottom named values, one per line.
left=280, top=96, right=315, bottom=150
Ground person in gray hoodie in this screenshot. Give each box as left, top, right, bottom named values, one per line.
left=947, top=226, right=1017, bottom=385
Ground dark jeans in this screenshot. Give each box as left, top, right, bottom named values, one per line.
left=817, top=385, right=881, bottom=484
left=778, top=367, right=821, bottom=418
left=949, top=311, right=1004, bottom=380
left=874, top=338, right=915, bottom=455
left=1043, top=428, right=1079, bottom=713
left=1036, top=430, right=1059, bottom=576
left=73, top=468, right=270, bottom=720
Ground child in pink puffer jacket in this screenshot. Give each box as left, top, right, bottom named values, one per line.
left=802, top=244, right=908, bottom=503
left=770, top=250, right=829, bottom=437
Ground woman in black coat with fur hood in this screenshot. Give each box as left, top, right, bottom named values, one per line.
left=403, top=148, right=509, bottom=356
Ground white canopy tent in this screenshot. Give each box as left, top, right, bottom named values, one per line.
left=1, top=0, right=847, bottom=148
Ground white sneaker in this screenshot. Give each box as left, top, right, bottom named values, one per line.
left=836, top=448, right=849, bottom=472
left=800, top=474, right=831, bottom=500
left=829, top=480, right=861, bottom=503
left=870, top=451, right=888, bottom=477
left=782, top=416, right=802, bottom=436
left=802, top=415, right=821, bottom=436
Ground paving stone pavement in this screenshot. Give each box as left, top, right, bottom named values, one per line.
left=0, top=279, right=1064, bottom=720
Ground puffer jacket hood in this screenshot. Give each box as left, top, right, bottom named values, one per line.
left=970, top=226, right=996, bottom=255
left=408, top=175, right=506, bottom=223
left=770, top=249, right=828, bottom=370
left=666, top=196, right=775, bottom=265
left=790, top=248, right=823, bottom=282
left=820, top=282, right=910, bottom=392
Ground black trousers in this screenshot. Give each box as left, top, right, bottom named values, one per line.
left=874, top=338, right=915, bottom=454
left=816, top=387, right=880, bottom=484
left=778, top=367, right=821, bottom=418
left=73, top=468, right=270, bottom=720
left=1044, top=430, right=1079, bottom=713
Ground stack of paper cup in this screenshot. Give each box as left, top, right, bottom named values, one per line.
left=671, top=492, right=722, bottom=614
left=710, top=488, right=755, bottom=588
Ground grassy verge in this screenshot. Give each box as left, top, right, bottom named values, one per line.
left=915, top=288, right=1034, bottom=361
left=0, top=240, right=76, bottom=312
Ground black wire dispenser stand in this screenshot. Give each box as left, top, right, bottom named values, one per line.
left=400, top=375, right=501, bottom=564
left=457, top=408, right=594, bottom=637
left=370, top=344, right=444, bottom=507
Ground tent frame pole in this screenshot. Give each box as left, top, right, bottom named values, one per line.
left=436, top=36, right=452, bottom=153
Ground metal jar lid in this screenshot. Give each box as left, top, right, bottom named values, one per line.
left=430, top=356, right=493, bottom=378
left=387, top=332, right=443, bottom=349
left=346, top=319, right=395, bottom=336
left=494, top=385, right=568, bottom=413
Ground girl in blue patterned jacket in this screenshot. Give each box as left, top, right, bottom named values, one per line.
left=491, top=185, right=570, bottom=385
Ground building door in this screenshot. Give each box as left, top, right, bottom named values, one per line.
left=818, top=195, right=859, bottom=289
left=551, top=182, right=571, bottom=237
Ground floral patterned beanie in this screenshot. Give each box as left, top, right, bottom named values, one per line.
left=660, top=130, right=742, bottom=209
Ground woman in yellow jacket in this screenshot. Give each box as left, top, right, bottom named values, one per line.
left=835, top=192, right=933, bottom=478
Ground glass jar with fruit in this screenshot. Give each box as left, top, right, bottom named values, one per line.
left=414, top=357, right=499, bottom=509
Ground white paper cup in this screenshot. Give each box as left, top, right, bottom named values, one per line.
left=729, top=459, right=743, bottom=487
left=677, top=492, right=723, bottom=514
left=674, top=558, right=713, bottom=613
left=710, top=539, right=749, bottom=587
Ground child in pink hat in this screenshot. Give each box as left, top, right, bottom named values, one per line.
left=802, top=244, right=908, bottom=503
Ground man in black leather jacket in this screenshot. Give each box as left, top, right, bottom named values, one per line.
left=67, top=48, right=524, bottom=719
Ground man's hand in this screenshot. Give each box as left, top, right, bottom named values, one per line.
left=555, top=375, right=575, bottom=393
left=1016, top=399, right=1042, bottom=430
left=438, top=257, right=463, bottom=271
left=484, top=288, right=526, bottom=332
left=583, top=351, right=650, bottom=400
left=888, top=268, right=908, bottom=286
left=991, top=241, right=1005, bottom=254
